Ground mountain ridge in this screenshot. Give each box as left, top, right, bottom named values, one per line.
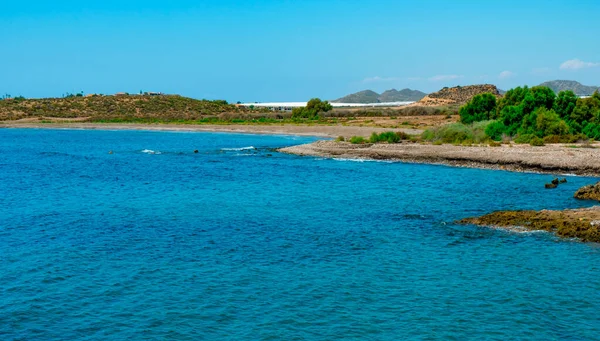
left=332, top=88, right=427, bottom=103
left=539, top=80, right=599, bottom=96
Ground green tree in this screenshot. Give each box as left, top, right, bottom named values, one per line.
left=292, top=98, right=333, bottom=119
left=459, top=93, right=497, bottom=124
left=554, top=90, right=578, bottom=119
left=497, top=86, right=529, bottom=112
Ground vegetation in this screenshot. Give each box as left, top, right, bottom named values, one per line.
left=369, top=131, right=410, bottom=143
left=457, top=86, right=600, bottom=143
left=291, top=98, right=333, bottom=119
left=422, top=121, right=492, bottom=144
left=348, top=131, right=411, bottom=144
left=349, top=136, right=368, bottom=144
left=459, top=93, right=497, bottom=124
left=0, top=94, right=263, bottom=121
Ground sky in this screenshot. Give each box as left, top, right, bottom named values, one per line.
left=2, top=0, right=600, bottom=101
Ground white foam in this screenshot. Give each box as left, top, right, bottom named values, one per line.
left=332, top=158, right=392, bottom=163
left=221, top=146, right=256, bottom=151
left=141, top=149, right=161, bottom=154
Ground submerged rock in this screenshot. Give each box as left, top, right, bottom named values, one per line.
left=560, top=178, right=568, bottom=183
left=575, top=182, right=600, bottom=201
left=545, top=183, right=557, bottom=189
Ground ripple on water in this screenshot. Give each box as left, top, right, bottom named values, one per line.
left=0, top=129, right=599, bottom=340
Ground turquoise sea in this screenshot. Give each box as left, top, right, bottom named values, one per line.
left=1, top=128, right=600, bottom=340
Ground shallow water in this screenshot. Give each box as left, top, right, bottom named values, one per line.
left=1, top=129, right=599, bottom=340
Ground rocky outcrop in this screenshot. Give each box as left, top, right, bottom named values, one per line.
left=418, top=84, right=501, bottom=106
left=458, top=207, right=600, bottom=243
left=575, top=182, right=600, bottom=201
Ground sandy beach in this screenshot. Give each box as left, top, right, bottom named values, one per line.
left=280, top=140, right=600, bottom=176
left=0, top=122, right=423, bottom=138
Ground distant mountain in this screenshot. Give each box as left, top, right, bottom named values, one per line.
left=379, top=89, right=427, bottom=102
left=333, top=90, right=380, bottom=103
left=332, top=88, right=426, bottom=103
left=539, top=80, right=600, bottom=96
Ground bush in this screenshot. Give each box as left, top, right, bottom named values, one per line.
left=422, top=121, right=493, bottom=144
left=349, top=136, right=367, bottom=144
left=291, top=98, right=333, bottom=119
left=485, top=121, right=507, bottom=141
left=369, top=131, right=409, bottom=143
left=530, top=136, right=545, bottom=146
left=336, top=136, right=345, bottom=142
left=459, top=93, right=497, bottom=124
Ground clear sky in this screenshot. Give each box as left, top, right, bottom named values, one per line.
left=2, top=0, right=599, bottom=101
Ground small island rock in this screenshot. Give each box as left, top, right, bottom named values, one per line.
left=574, top=182, right=600, bottom=201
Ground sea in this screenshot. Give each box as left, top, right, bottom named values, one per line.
left=1, top=128, right=599, bottom=340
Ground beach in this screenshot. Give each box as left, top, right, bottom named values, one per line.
left=0, top=121, right=423, bottom=138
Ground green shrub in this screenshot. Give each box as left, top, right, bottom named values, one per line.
left=530, top=136, right=545, bottom=146
left=422, top=121, right=492, bottom=144
left=349, top=136, right=367, bottom=144
left=336, top=136, right=345, bottom=142
left=485, top=121, right=507, bottom=141
left=369, top=131, right=408, bottom=143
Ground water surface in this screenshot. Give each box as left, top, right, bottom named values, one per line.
left=1, top=129, right=599, bottom=340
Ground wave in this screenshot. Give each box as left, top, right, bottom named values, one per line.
left=332, top=158, right=392, bottom=163
left=221, top=146, right=256, bottom=151
left=141, top=149, right=161, bottom=154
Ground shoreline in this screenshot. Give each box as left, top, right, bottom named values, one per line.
left=4, top=121, right=600, bottom=177
left=279, top=140, right=600, bottom=177
left=0, top=122, right=423, bottom=138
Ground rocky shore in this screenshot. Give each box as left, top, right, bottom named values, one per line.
left=279, top=140, right=600, bottom=176
left=458, top=207, right=600, bottom=243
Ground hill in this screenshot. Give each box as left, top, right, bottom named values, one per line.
left=539, top=80, right=600, bottom=96
left=418, top=84, right=501, bottom=106
left=0, top=94, right=252, bottom=122
left=332, top=88, right=426, bottom=103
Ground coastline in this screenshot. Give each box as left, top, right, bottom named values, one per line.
left=279, top=140, right=600, bottom=176
left=4, top=121, right=600, bottom=177
left=0, top=122, right=423, bottom=138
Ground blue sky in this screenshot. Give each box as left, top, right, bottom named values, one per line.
left=2, top=0, right=599, bottom=101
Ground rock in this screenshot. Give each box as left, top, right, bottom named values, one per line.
left=574, top=182, right=600, bottom=201
left=457, top=207, right=600, bottom=243
left=560, top=178, right=567, bottom=183
left=418, top=84, right=501, bottom=105
left=545, top=183, right=558, bottom=189
left=194, top=150, right=199, bottom=153
left=108, top=150, right=113, bottom=154
left=552, top=178, right=559, bottom=185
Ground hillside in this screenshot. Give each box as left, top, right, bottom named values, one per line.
left=539, top=80, right=599, bottom=96
left=0, top=94, right=251, bottom=121
left=418, top=84, right=501, bottom=106
left=332, top=88, right=426, bottom=103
